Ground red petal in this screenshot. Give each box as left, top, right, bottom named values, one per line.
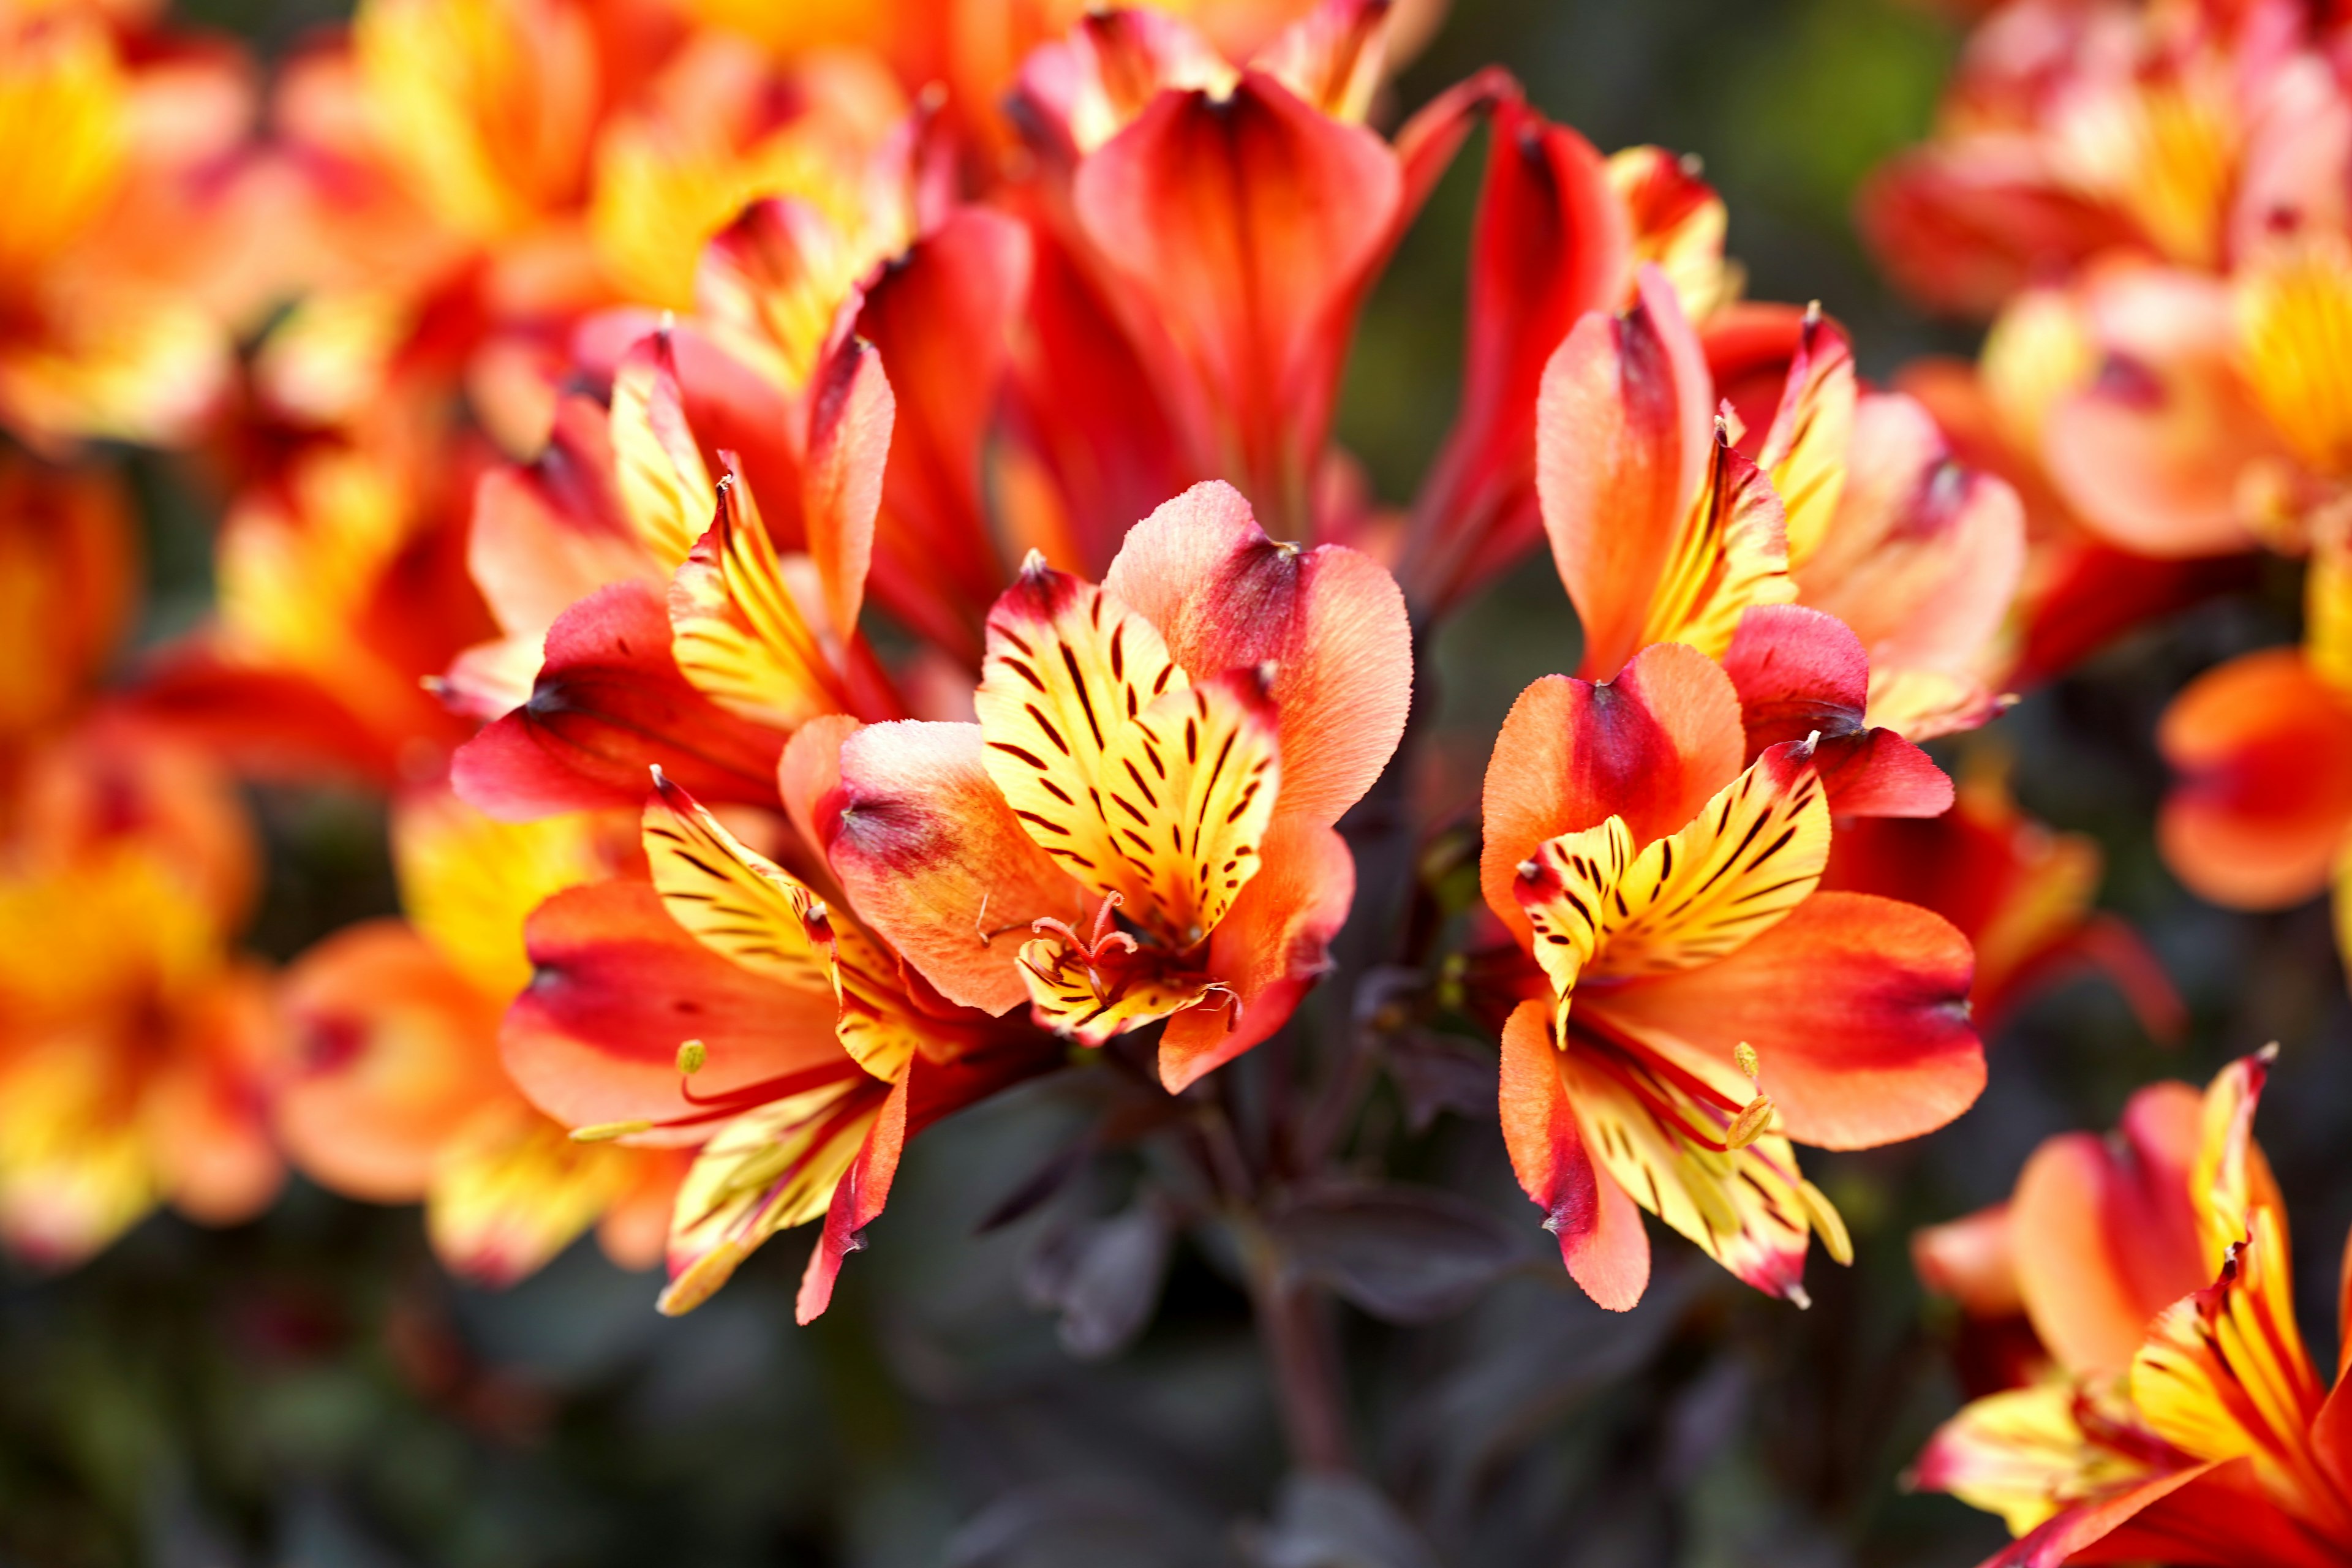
left=450, top=581, right=786, bottom=821
left=1534, top=266, right=1714, bottom=679
left=469, top=394, right=654, bottom=640
left=826, top=720, right=1083, bottom=1014
left=802, top=333, right=894, bottom=639
left=1073, top=72, right=1401, bottom=531
left=502, top=881, right=851, bottom=1140
left=1589, top=891, right=1982, bottom=1151
left=1855, top=150, right=2143, bottom=319
left=853, top=208, right=1031, bottom=664
left=1102, top=480, right=1411, bottom=828
left=1478, top=643, right=1744, bottom=949
left=1403, top=93, right=1632, bottom=616
left=1499, top=1000, right=1649, bottom=1310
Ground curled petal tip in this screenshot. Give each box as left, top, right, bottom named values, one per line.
left=1785, top=1282, right=1812, bottom=1310
left=2256, top=1040, right=2281, bottom=1063
left=1018, top=547, right=1051, bottom=580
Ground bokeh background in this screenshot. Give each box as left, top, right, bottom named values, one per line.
left=10, top=1, right=2344, bottom=1564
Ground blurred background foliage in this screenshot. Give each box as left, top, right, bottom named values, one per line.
left=10, top=1, right=2346, bottom=1565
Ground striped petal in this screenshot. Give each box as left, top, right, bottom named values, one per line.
left=667, top=469, right=854, bottom=732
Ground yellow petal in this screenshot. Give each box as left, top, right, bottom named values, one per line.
left=427, top=1106, right=632, bottom=1287
left=667, top=473, right=853, bottom=729
left=1755, top=307, right=1855, bottom=571
left=0, top=17, right=127, bottom=283
left=609, top=330, right=714, bottom=572
left=1637, top=428, right=1796, bottom=661
left=1016, top=931, right=1216, bottom=1047
left=658, top=1079, right=881, bottom=1314
left=1914, top=1381, right=2160, bottom=1537
left=974, top=557, right=1185, bottom=907
left=392, top=788, right=619, bottom=1001
left=2236, top=235, right=2352, bottom=478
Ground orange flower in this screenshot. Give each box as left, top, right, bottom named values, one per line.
left=1911, top=1049, right=2352, bottom=1568
left=274, top=783, right=688, bottom=1287
left=0, top=727, right=279, bottom=1267
left=823, top=479, right=1409, bottom=1090
left=502, top=736, right=1059, bottom=1319
left=0, top=2, right=261, bottom=449
left=1858, top=0, right=2315, bottom=318
left=1479, top=641, right=1983, bottom=1309
left=1533, top=271, right=2026, bottom=743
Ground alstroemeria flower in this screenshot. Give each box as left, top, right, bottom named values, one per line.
left=0, top=729, right=280, bottom=1267
left=0, top=6, right=266, bottom=450
left=503, top=726, right=1059, bottom=1319
left=1535, top=270, right=2026, bottom=743
left=273, top=783, right=688, bottom=1287
left=823, top=480, right=1409, bottom=1090
left=1004, top=0, right=1497, bottom=546
left=1856, top=0, right=2335, bottom=318
left=1912, top=1049, right=2352, bottom=1568
left=263, top=0, right=922, bottom=456
left=1480, top=641, right=1983, bottom=1309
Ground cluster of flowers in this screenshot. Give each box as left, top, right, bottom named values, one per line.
left=0, top=0, right=2301, bottom=1524
left=1864, top=0, right=2352, bottom=1560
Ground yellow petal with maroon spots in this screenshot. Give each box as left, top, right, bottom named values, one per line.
left=610, top=331, right=714, bottom=572
left=1755, top=307, right=1855, bottom=571
left=2130, top=1208, right=2343, bottom=1534
left=1636, top=428, right=1795, bottom=662
left=1911, top=1381, right=2165, bottom=1537
left=1016, top=931, right=1216, bottom=1047
left=1098, top=669, right=1281, bottom=948
left=643, top=778, right=831, bottom=995
left=1589, top=744, right=1829, bottom=980
left=1559, top=1041, right=1825, bottom=1302
left=658, top=1077, right=884, bottom=1315
left=974, top=556, right=1185, bottom=901
left=1515, top=815, right=1637, bottom=1010
left=644, top=776, right=924, bottom=1081
left=668, top=472, right=852, bottom=731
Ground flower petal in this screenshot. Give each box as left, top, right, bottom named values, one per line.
left=2158, top=648, right=2352, bottom=908
left=1588, top=891, right=1981, bottom=1151
left=1499, top=999, right=1648, bottom=1310
left=1478, top=643, right=1745, bottom=949
left=504, top=881, right=853, bottom=1140
left=1102, top=479, right=1411, bottom=829
left=827, top=720, right=1086, bottom=1014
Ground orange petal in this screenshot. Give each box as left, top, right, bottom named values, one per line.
left=1534, top=265, right=1713, bottom=679
left=1477, top=643, right=1744, bottom=950
left=1400, top=95, right=1630, bottom=615
left=2158, top=647, right=2352, bottom=908
left=2043, top=267, right=2276, bottom=559
left=1913, top=1202, right=2022, bottom=1319
left=1498, top=999, right=1648, bottom=1310
left=802, top=331, right=893, bottom=639
left=1158, top=815, right=1354, bottom=1091
left=1588, top=891, right=1981, bottom=1152
left=1101, top=480, right=1411, bottom=830
left=2010, top=1080, right=2207, bottom=1379
left=827, top=720, right=1085, bottom=1014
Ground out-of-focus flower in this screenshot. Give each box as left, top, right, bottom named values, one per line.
left=0, top=1, right=264, bottom=449
left=0, top=453, right=135, bottom=763
left=1911, top=1049, right=2352, bottom=1568
left=823, top=480, right=1409, bottom=1091
left=1477, top=641, right=1983, bottom=1310
left=1857, top=0, right=2332, bottom=320
left=0, top=726, right=279, bottom=1267
left=1001, top=0, right=1495, bottom=551
left=2152, top=534, right=2352, bottom=978
left=274, top=784, right=688, bottom=1286
left=1531, top=271, right=2027, bottom=744
left=1824, top=755, right=2184, bottom=1040
left=263, top=0, right=918, bottom=457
